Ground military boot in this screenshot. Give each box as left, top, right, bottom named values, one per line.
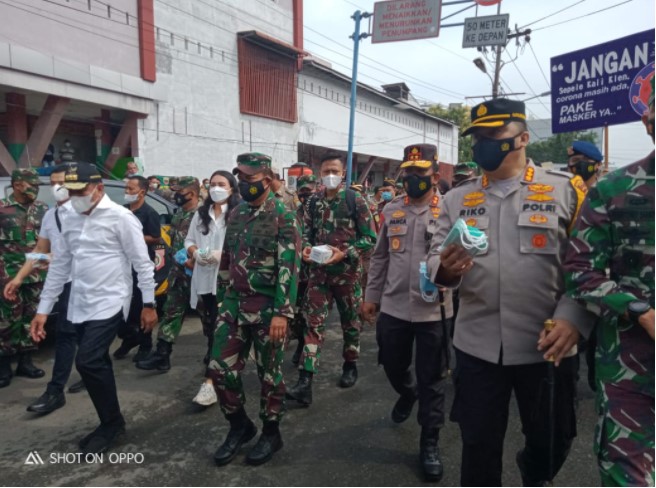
left=285, top=370, right=313, bottom=406
left=214, top=409, right=257, bottom=466
left=420, top=427, right=444, bottom=482
left=0, top=356, right=13, bottom=388
left=15, top=353, right=45, bottom=378
left=135, top=339, right=172, bottom=372
left=338, top=361, right=358, bottom=388
left=246, top=421, right=283, bottom=466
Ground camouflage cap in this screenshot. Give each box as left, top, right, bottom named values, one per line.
left=454, top=161, right=479, bottom=176
left=233, top=152, right=272, bottom=176
left=297, top=174, right=317, bottom=189
left=11, top=168, right=40, bottom=185
left=174, top=176, right=199, bottom=190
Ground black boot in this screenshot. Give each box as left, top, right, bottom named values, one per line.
left=113, top=337, right=139, bottom=360
left=0, top=356, right=13, bottom=388
left=391, top=392, right=417, bottom=424
left=420, top=428, right=443, bottom=482
left=214, top=410, right=257, bottom=466
left=246, top=421, right=283, bottom=466
left=135, top=340, right=172, bottom=372
left=291, top=338, right=304, bottom=366
left=15, top=353, right=45, bottom=378
left=339, top=361, right=358, bottom=388
left=285, top=370, right=313, bottom=406
left=132, top=345, right=152, bottom=363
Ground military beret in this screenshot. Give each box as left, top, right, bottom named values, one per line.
left=233, top=152, right=272, bottom=176
left=61, top=162, right=102, bottom=190
left=568, top=141, right=602, bottom=162
left=11, top=168, right=40, bottom=185
left=462, top=98, right=526, bottom=136
left=400, top=144, right=438, bottom=169
left=297, top=174, right=317, bottom=189
left=176, top=176, right=199, bottom=189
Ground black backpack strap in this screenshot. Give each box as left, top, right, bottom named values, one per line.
left=345, top=188, right=357, bottom=222
left=55, top=207, right=62, bottom=233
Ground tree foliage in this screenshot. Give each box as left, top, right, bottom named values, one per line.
left=425, top=104, right=473, bottom=162
left=526, top=131, right=598, bottom=166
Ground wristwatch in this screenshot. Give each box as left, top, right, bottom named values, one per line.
left=627, top=300, right=650, bottom=326
left=143, top=302, right=156, bottom=309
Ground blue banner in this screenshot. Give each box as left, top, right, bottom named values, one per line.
left=550, top=30, right=654, bottom=134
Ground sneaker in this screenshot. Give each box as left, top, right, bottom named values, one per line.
left=192, top=382, right=217, bottom=406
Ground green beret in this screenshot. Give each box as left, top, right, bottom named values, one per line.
left=11, top=168, right=40, bottom=185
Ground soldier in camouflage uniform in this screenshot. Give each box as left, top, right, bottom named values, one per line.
left=286, top=153, right=376, bottom=406
left=564, top=77, right=655, bottom=487
left=136, top=176, right=201, bottom=372
left=271, top=163, right=299, bottom=212
left=289, top=174, right=318, bottom=365
left=0, top=169, right=49, bottom=387
left=350, top=182, right=379, bottom=294
left=208, top=152, right=300, bottom=467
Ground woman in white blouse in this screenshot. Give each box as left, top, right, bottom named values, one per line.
left=185, top=170, right=241, bottom=406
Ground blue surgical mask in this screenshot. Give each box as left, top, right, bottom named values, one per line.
left=381, top=191, right=393, bottom=201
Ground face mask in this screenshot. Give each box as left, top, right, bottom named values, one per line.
left=149, top=183, right=159, bottom=190
left=209, top=187, right=230, bottom=203
left=51, top=184, right=69, bottom=203
left=381, top=191, right=393, bottom=201
left=22, top=185, right=38, bottom=201
left=322, top=175, right=342, bottom=190
left=298, top=192, right=312, bottom=204
left=124, top=193, right=139, bottom=204
left=403, top=174, right=432, bottom=199
left=71, top=186, right=98, bottom=214
left=438, top=218, right=489, bottom=256
left=204, top=183, right=210, bottom=190
left=569, top=160, right=599, bottom=181
left=472, top=134, right=520, bottom=172
left=238, top=180, right=268, bottom=202
left=174, top=192, right=191, bottom=207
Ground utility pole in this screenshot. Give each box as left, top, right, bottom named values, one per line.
left=346, top=10, right=371, bottom=187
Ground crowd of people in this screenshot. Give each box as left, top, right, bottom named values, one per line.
left=0, top=89, right=653, bottom=486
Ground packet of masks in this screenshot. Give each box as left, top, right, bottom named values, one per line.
left=174, top=248, right=193, bottom=277
left=25, top=253, right=51, bottom=262
left=310, top=245, right=333, bottom=264
left=419, top=261, right=438, bottom=303
left=437, top=218, right=488, bottom=256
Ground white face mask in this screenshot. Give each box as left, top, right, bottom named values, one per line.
left=124, top=193, right=139, bottom=204
left=71, top=187, right=98, bottom=214
left=149, top=183, right=159, bottom=190
left=51, top=184, right=69, bottom=203
left=209, top=186, right=230, bottom=203
left=322, top=174, right=342, bottom=190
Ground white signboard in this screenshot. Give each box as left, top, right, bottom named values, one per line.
left=372, top=0, right=442, bottom=44
left=462, top=14, right=509, bottom=48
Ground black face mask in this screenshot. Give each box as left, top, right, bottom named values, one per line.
left=569, top=160, right=599, bottom=181
left=472, top=134, right=520, bottom=172
left=298, top=192, right=312, bottom=204
left=174, top=192, right=190, bottom=207
left=403, top=174, right=433, bottom=199
left=238, top=180, right=268, bottom=202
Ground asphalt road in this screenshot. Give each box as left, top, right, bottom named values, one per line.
left=1, top=312, right=600, bottom=487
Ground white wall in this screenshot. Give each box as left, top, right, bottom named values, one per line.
left=138, top=0, right=300, bottom=178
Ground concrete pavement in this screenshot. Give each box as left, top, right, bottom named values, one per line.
left=0, top=313, right=600, bottom=486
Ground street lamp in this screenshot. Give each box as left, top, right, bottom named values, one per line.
left=473, top=57, right=487, bottom=74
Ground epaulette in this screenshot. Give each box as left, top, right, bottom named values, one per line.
left=546, top=169, right=574, bottom=178
left=390, top=195, right=404, bottom=203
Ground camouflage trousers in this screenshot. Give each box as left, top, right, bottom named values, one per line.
left=157, top=267, right=207, bottom=344
left=0, top=281, right=42, bottom=356
left=595, top=383, right=655, bottom=486
left=288, top=281, right=308, bottom=341
left=208, top=298, right=286, bottom=422
left=300, top=268, right=362, bottom=374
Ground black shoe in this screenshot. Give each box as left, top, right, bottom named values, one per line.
left=338, top=362, right=358, bottom=388
left=291, top=340, right=303, bottom=366
left=0, top=356, right=12, bottom=388
left=113, top=338, right=139, bottom=360
left=391, top=393, right=417, bottom=424
left=68, top=379, right=86, bottom=393
left=27, top=390, right=66, bottom=414
left=15, top=353, right=45, bottom=378
left=79, top=421, right=126, bottom=455
left=285, top=370, right=313, bottom=406
left=245, top=431, right=283, bottom=466
left=214, top=417, right=257, bottom=466
left=135, top=340, right=172, bottom=372
left=132, top=346, right=152, bottom=363
left=420, top=428, right=443, bottom=482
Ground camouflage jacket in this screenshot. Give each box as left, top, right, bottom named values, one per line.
left=565, top=151, right=654, bottom=394
left=303, top=187, right=376, bottom=275
left=171, top=206, right=196, bottom=252
left=222, top=191, right=301, bottom=319
left=0, top=194, right=48, bottom=284
left=275, top=187, right=299, bottom=213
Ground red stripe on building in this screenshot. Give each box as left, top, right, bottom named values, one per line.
left=138, top=0, right=156, bottom=82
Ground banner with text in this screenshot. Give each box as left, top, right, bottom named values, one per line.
left=550, top=30, right=654, bottom=134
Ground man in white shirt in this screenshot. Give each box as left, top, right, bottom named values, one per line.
left=30, top=163, right=157, bottom=455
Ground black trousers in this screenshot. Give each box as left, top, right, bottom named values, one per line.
left=117, top=274, right=152, bottom=349
left=74, top=311, right=124, bottom=426
left=375, top=312, right=450, bottom=430
left=47, top=282, right=76, bottom=394
left=200, top=293, right=219, bottom=339
left=452, top=348, right=577, bottom=487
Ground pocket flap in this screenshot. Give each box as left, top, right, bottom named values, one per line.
left=518, top=212, right=558, bottom=229
left=388, top=224, right=408, bottom=236
left=463, top=216, right=490, bottom=230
